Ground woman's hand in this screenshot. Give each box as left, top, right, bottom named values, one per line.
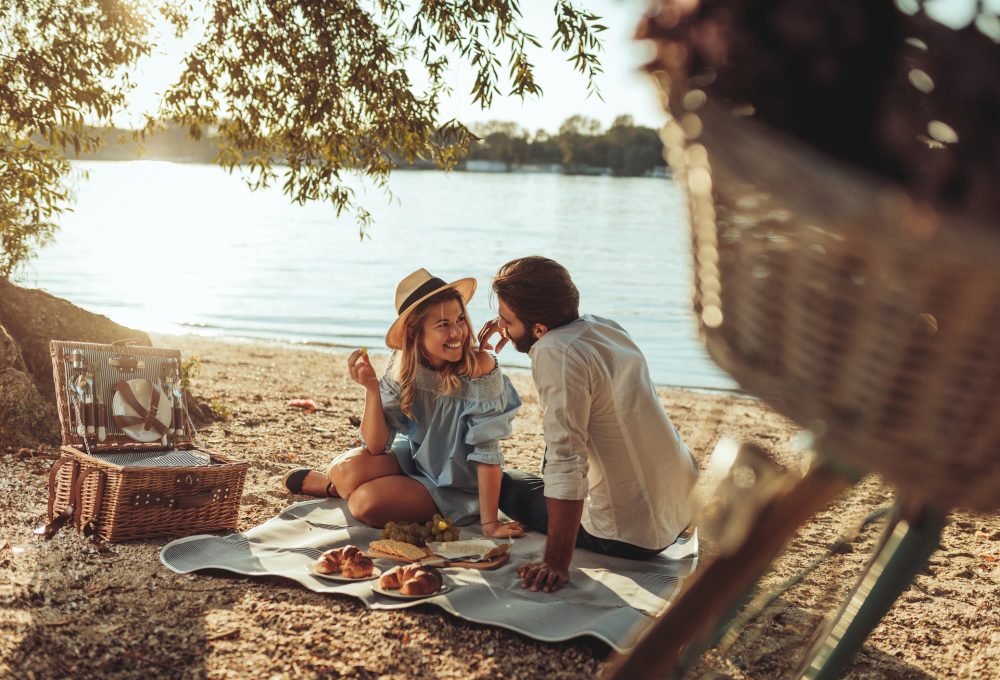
left=482, top=519, right=524, bottom=539
left=348, top=349, right=379, bottom=391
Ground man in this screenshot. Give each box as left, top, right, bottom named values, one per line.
left=478, top=256, right=699, bottom=593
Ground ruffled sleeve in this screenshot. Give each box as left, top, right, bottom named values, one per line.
left=462, top=368, right=522, bottom=465
left=358, top=373, right=409, bottom=453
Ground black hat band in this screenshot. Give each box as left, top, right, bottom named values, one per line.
left=398, top=277, right=448, bottom=315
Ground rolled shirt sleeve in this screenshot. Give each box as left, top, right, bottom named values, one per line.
left=533, top=345, right=591, bottom=500
left=358, top=374, right=408, bottom=453
left=463, top=374, right=522, bottom=465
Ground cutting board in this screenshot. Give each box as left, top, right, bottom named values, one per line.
left=364, top=545, right=510, bottom=570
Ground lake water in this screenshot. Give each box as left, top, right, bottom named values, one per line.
left=24, top=161, right=737, bottom=390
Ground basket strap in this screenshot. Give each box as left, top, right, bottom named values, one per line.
left=45, top=457, right=71, bottom=522
left=34, top=458, right=79, bottom=539
left=114, top=381, right=169, bottom=435
left=73, top=466, right=105, bottom=534
left=70, top=466, right=89, bottom=531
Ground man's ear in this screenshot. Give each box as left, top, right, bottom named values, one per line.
left=532, top=323, right=549, bottom=339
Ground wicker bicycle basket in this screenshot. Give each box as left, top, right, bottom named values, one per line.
left=45, top=340, right=248, bottom=541
left=652, top=93, right=1000, bottom=512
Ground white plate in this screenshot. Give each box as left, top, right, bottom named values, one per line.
left=111, top=379, right=173, bottom=443
left=305, top=563, right=381, bottom=582
left=370, top=582, right=452, bottom=600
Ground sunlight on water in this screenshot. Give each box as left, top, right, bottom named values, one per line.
left=26, top=161, right=737, bottom=390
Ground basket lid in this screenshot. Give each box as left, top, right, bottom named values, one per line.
left=49, top=339, right=196, bottom=450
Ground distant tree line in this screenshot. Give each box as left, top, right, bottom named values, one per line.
left=466, top=115, right=666, bottom=176
left=76, top=114, right=667, bottom=179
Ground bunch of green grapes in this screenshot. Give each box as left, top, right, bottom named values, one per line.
left=380, top=514, right=460, bottom=545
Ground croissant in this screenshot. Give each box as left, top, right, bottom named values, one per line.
left=315, top=551, right=343, bottom=574
left=314, top=544, right=366, bottom=576
left=399, top=568, right=442, bottom=596
left=379, top=566, right=403, bottom=590
left=378, top=565, right=443, bottom=595
left=341, top=554, right=374, bottom=579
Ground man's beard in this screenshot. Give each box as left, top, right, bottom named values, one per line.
left=508, top=328, right=536, bottom=353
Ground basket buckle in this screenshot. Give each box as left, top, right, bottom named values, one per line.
left=175, top=473, right=199, bottom=489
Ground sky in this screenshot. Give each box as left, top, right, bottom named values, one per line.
left=123, top=0, right=668, bottom=134
left=437, top=0, right=668, bottom=132
left=123, top=0, right=1000, bottom=134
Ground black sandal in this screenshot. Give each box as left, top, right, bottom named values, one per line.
left=283, top=468, right=334, bottom=497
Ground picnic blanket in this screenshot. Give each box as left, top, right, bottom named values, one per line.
left=159, top=499, right=698, bottom=652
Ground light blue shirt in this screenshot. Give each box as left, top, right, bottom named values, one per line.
left=361, top=357, right=522, bottom=524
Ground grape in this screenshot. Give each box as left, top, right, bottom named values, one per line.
left=379, top=517, right=460, bottom=544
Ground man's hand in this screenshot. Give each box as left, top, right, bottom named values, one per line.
left=521, top=497, right=583, bottom=594
left=517, top=560, right=570, bottom=593
left=477, top=318, right=510, bottom=354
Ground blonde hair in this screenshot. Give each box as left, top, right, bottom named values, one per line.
left=393, top=289, right=476, bottom=418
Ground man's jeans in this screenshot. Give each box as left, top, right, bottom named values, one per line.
left=498, top=469, right=665, bottom=560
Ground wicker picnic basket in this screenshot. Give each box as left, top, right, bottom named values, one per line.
left=644, top=35, right=1000, bottom=514
left=42, top=340, right=248, bottom=541
left=653, top=95, right=1000, bottom=512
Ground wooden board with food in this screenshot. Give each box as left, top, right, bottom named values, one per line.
left=365, top=538, right=511, bottom=570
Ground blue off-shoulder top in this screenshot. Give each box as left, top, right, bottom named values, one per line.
left=360, top=356, right=522, bottom=524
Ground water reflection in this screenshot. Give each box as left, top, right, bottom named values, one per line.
left=27, top=160, right=737, bottom=390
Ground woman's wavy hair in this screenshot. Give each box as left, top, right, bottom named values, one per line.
left=392, top=288, right=475, bottom=418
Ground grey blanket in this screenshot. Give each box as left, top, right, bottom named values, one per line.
left=159, top=499, right=698, bottom=651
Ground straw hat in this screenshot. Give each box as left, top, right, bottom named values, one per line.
left=385, top=268, right=477, bottom=349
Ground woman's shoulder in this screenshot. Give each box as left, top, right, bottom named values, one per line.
left=469, top=350, right=497, bottom=379
left=459, top=351, right=514, bottom=404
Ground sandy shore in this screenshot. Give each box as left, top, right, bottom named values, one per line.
left=1, top=334, right=997, bottom=678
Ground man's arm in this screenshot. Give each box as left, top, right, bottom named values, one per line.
left=518, top=497, right=584, bottom=592
left=518, top=344, right=592, bottom=593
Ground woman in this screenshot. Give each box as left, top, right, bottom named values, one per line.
left=284, top=268, right=524, bottom=539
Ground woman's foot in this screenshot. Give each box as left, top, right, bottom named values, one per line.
left=283, top=468, right=338, bottom=497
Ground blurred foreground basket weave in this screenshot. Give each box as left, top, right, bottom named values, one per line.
left=656, top=95, right=1000, bottom=512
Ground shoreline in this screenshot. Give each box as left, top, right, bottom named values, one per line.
left=153, top=330, right=748, bottom=396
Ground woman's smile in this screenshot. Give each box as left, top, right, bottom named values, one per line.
left=421, top=299, right=469, bottom=367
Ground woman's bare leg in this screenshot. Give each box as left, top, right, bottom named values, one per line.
left=297, top=447, right=402, bottom=498
left=347, top=476, right=439, bottom=527
left=328, top=447, right=404, bottom=498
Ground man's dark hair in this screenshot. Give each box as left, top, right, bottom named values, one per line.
left=492, top=256, right=580, bottom=330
